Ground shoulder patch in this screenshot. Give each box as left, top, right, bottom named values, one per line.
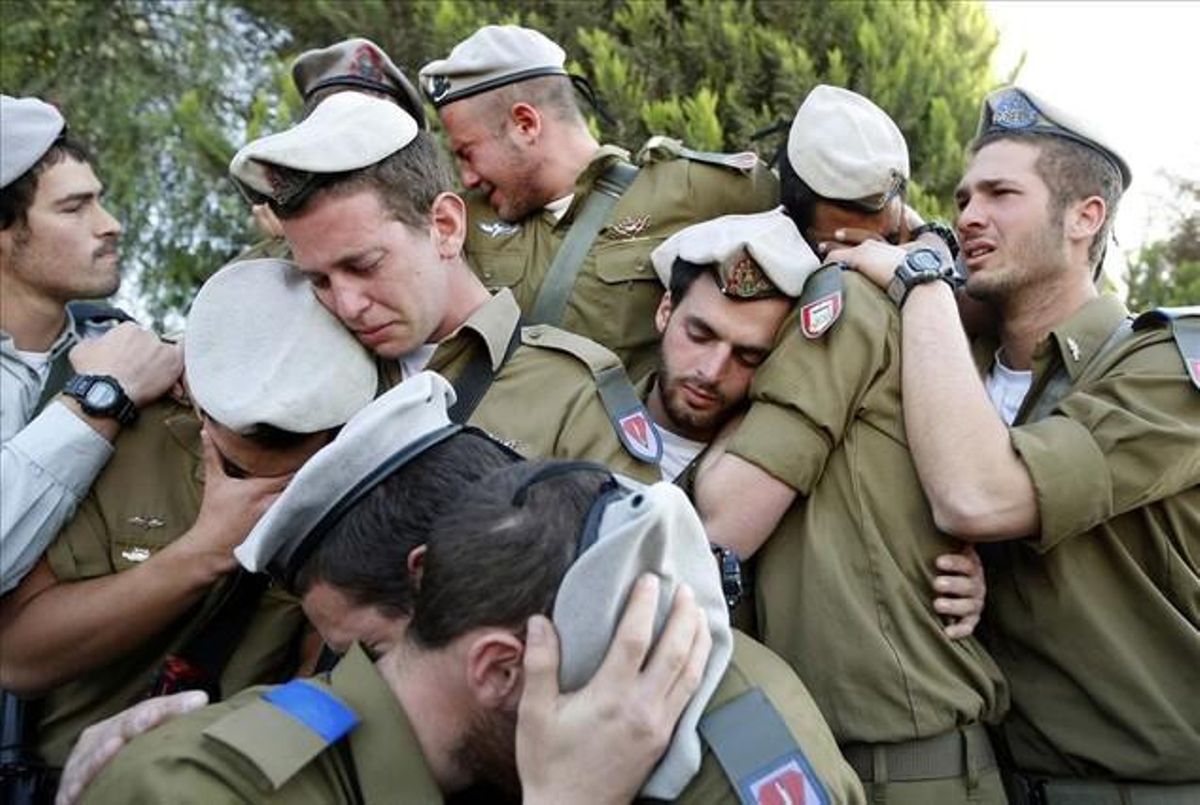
left=700, top=688, right=831, bottom=805
left=1134, top=306, right=1200, bottom=391
left=797, top=264, right=845, bottom=340
left=204, top=681, right=359, bottom=791
left=635, top=135, right=760, bottom=173
left=521, top=326, right=662, bottom=464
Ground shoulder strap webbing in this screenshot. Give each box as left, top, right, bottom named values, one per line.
left=34, top=304, right=136, bottom=414
left=34, top=350, right=76, bottom=415
left=594, top=364, right=663, bottom=464
left=528, top=160, right=640, bottom=326
left=1135, top=306, right=1200, bottom=391
left=1021, top=318, right=1135, bottom=424
left=447, top=321, right=522, bottom=424
left=698, top=688, right=831, bottom=805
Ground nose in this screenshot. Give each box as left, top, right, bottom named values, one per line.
left=96, top=202, right=122, bottom=238
left=696, top=344, right=732, bottom=383
left=957, top=195, right=986, bottom=236
left=328, top=277, right=371, bottom=322
left=458, top=161, right=481, bottom=189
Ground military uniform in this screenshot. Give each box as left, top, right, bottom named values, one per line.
left=972, top=295, right=1200, bottom=787
left=464, top=142, right=779, bottom=383
left=35, top=398, right=305, bottom=768
left=400, top=289, right=660, bottom=482
left=725, top=273, right=1009, bottom=804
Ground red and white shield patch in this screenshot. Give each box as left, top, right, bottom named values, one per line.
left=617, top=410, right=662, bottom=463
left=1190, top=358, right=1200, bottom=389
left=747, top=758, right=823, bottom=805
left=799, top=292, right=842, bottom=339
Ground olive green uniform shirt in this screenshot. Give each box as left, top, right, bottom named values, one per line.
left=726, top=273, right=1008, bottom=745
left=83, top=644, right=440, bottom=804
left=977, top=295, right=1200, bottom=781
left=464, top=144, right=779, bottom=383
left=36, top=399, right=305, bottom=768
left=411, top=289, right=658, bottom=482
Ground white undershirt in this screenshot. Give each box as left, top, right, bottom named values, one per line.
left=657, top=426, right=707, bottom=482
left=15, top=348, right=51, bottom=383
left=985, top=351, right=1033, bottom=426
left=544, top=194, right=574, bottom=223
left=398, top=343, right=437, bottom=380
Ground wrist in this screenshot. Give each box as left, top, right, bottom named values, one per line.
left=56, top=395, right=122, bottom=443
left=171, top=526, right=239, bottom=584
left=886, top=247, right=956, bottom=309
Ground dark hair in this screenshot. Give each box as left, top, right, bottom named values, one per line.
left=0, top=136, right=93, bottom=230
left=410, top=461, right=609, bottom=649
left=779, top=155, right=905, bottom=246
left=971, top=130, right=1122, bottom=270
left=240, top=422, right=324, bottom=450
left=667, top=258, right=710, bottom=304
left=293, top=430, right=519, bottom=616
left=276, top=131, right=452, bottom=228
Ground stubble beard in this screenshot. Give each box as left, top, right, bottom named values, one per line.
left=452, top=707, right=520, bottom=800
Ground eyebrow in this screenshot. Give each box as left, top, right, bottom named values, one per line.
left=53, top=190, right=101, bottom=207
left=331, top=247, right=385, bottom=271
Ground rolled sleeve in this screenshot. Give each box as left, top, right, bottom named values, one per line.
left=728, top=400, right=831, bottom=494
left=1, top=402, right=113, bottom=593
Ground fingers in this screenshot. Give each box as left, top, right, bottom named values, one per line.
left=942, top=614, right=980, bottom=640
left=594, top=574, right=660, bottom=684
left=198, top=428, right=226, bottom=479
left=934, top=552, right=976, bottom=576
left=933, top=573, right=981, bottom=599
left=519, top=615, right=562, bottom=721
left=934, top=595, right=981, bottom=618
left=642, top=583, right=701, bottom=694
left=661, top=598, right=711, bottom=719
left=126, top=690, right=208, bottom=736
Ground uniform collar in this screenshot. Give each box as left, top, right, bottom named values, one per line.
left=560, top=144, right=631, bottom=226
left=332, top=644, right=442, bottom=804
left=0, top=308, right=78, bottom=363
left=1033, top=293, right=1129, bottom=382
left=438, top=289, right=521, bottom=372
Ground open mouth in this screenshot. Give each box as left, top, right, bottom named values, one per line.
left=962, top=241, right=996, bottom=265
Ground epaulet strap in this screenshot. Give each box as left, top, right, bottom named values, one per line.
left=66, top=300, right=134, bottom=330
left=635, top=135, right=761, bottom=173
left=521, top=325, right=662, bottom=464
left=203, top=680, right=359, bottom=791
left=698, top=688, right=831, bottom=805
left=1134, top=306, right=1200, bottom=391
left=796, top=263, right=845, bottom=339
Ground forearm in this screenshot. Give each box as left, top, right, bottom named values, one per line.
left=900, top=283, right=1038, bottom=540
left=0, top=537, right=229, bottom=694
left=694, top=452, right=795, bottom=558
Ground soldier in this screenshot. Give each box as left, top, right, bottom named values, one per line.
left=692, top=86, right=1010, bottom=803
left=0, top=95, right=182, bottom=594
left=834, top=86, right=1200, bottom=803
left=82, top=373, right=864, bottom=804
left=418, top=25, right=779, bottom=382
left=0, top=257, right=377, bottom=779
left=229, top=91, right=662, bottom=479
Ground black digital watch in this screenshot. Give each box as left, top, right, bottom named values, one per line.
left=63, top=374, right=138, bottom=425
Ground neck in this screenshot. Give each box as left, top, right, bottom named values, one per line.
left=0, top=272, right=67, bottom=351
left=379, top=646, right=470, bottom=793
left=431, top=260, right=493, bottom=343
left=542, top=126, right=601, bottom=201
left=997, top=268, right=1097, bottom=370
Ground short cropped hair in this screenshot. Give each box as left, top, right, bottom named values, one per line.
left=410, top=461, right=610, bottom=649
left=276, top=131, right=452, bottom=229
left=293, top=430, right=518, bottom=617
left=0, top=137, right=93, bottom=231
left=971, top=130, right=1122, bottom=270
left=477, top=74, right=585, bottom=131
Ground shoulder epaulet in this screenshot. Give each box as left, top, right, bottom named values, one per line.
left=635, top=135, right=761, bottom=174
left=699, top=688, right=832, bottom=805
left=796, top=263, right=845, bottom=340
left=1134, top=306, right=1200, bottom=391
left=203, top=680, right=359, bottom=791
left=66, top=300, right=134, bottom=331
left=521, top=325, right=662, bottom=464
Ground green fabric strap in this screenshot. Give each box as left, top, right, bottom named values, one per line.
left=528, top=160, right=640, bottom=326
left=34, top=349, right=76, bottom=415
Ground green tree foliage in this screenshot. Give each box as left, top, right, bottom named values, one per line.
left=1124, top=177, right=1200, bottom=310
left=3, top=0, right=1000, bottom=320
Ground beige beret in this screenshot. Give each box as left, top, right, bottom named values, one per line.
left=419, top=24, right=568, bottom=107
left=1, top=95, right=66, bottom=189
left=291, top=37, right=427, bottom=130
left=184, top=258, right=376, bottom=436
left=977, top=85, right=1131, bottom=190
left=787, top=84, right=909, bottom=208
left=554, top=478, right=734, bottom=799
left=229, top=92, right=418, bottom=211
left=235, top=372, right=459, bottom=581
left=651, top=208, right=822, bottom=298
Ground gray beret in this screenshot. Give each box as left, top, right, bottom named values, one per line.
left=1, top=95, right=66, bottom=189
left=418, top=24, right=569, bottom=107
left=229, top=92, right=418, bottom=212
left=291, top=37, right=427, bottom=130
left=651, top=208, right=821, bottom=298
left=184, top=258, right=376, bottom=435
left=554, top=478, right=734, bottom=799
left=235, top=372, right=459, bottom=581
left=977, top=85, right=1131, bottom=190
left=787, top=84, right=909, bottom=209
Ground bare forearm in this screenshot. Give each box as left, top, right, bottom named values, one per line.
left=901, top=283, right=1037, bottom=540
left=0, top=538, right=228, bottom=693
left=694, top=453, right=795, bottom=558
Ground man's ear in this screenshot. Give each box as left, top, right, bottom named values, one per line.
left=655, top=291, right=674, bottom=335
left=430, top=192, right=467, bottom=258
left=406, top=544, right=426, bottom=590
left=508, top=102, right=542, bottom=144
left=464, top=631, right=525, bottom=710
left=1066, top=194, right=1107, bottom=246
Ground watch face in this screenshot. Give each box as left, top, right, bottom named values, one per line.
left=85, top=381, right=119, bottom=409
left=909, top=248, right=942, bottom=272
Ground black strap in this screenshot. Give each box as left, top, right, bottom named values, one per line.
left=33, top=351, right=75, bottom=415
left=527, top=160, right=640, bottom=326
left=33, top=303, right=136, bottom=415
left=446, top=321, right=522, bottom=424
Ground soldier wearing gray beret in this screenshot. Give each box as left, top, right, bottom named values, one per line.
left=291, top=36, right=427, bottom=129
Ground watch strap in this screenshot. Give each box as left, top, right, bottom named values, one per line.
left=63, top=374, right=138, bottom=425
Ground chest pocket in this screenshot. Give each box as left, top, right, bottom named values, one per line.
left=110, top=521, right=186, bottom=573
left=570, top=239, right=667, bottom=361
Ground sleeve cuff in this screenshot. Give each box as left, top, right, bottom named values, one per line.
left=1011, top=416, right=1112, bottom=551
left=7, top=402, right=114, bottom=497
left=727, top=401, right=830, bottom=494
